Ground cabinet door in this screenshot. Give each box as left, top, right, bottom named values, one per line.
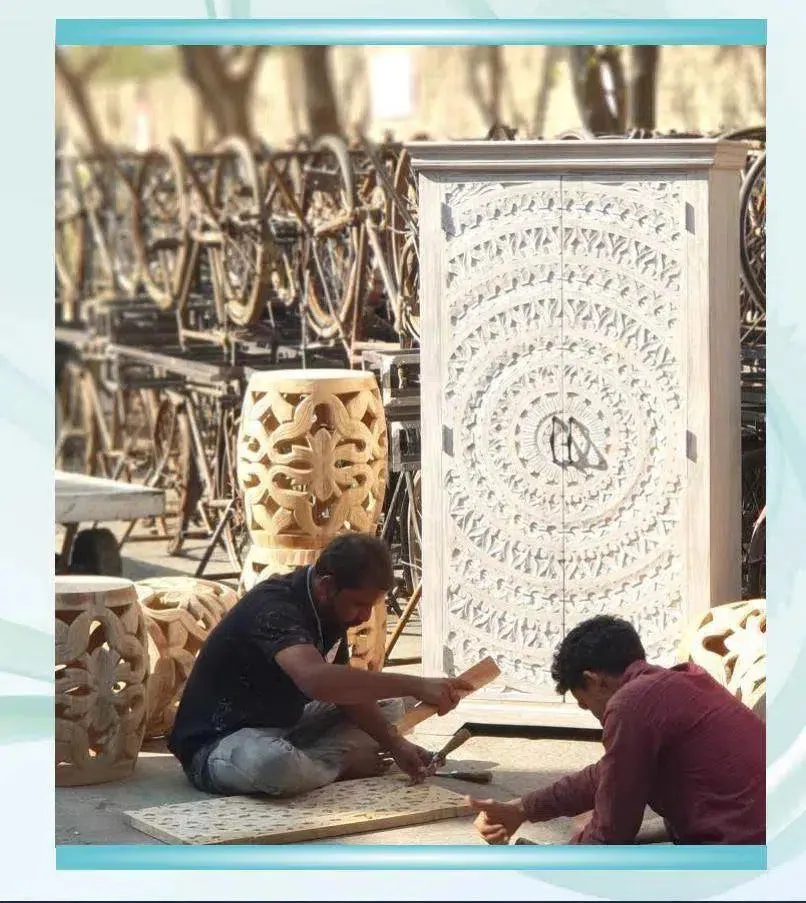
left=559, top=175, right=688, bottom=666
left=423, top=177, right=566, bottom=705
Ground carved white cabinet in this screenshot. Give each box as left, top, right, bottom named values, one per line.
left=409, top=140, right=747, bottom=729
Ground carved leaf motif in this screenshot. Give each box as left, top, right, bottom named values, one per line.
left=236, top=378, right=388, bottom=545
left=56, top=584, right=149, bottom=785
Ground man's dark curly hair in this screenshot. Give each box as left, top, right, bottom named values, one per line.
left=314, top=533, right=394, bottom=592
left=550, top=615, right=646, bottom=694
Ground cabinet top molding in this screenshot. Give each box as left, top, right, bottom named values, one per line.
left=406, top=139, right=749, bottom=174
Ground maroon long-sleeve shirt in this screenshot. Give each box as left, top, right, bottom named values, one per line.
left=522, top=660, right=765, bottom=844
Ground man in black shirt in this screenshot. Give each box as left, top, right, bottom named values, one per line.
left=169, top=533, right=473, bottom=797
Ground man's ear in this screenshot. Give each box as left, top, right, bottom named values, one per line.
left=581, top=669, right=604, bottom=689
left=313, top=572, right=332, bottom=600
left=319, top=574, right=339, bottom=598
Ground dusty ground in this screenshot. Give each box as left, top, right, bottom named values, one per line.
left=56, top=526, right=665, bottom=846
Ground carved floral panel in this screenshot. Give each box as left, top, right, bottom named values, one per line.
left=439, top=175, right=686, bottom=700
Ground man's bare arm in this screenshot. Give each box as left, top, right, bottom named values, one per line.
left=275, top=644, right=473, bottom=711
left=339, top=702, right=401, bottom=749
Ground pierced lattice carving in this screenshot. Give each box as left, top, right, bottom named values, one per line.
left=135, top=577, right=239, bottom=739
left=346, top=596, right=388, bottom=673
left=124, top=775, right=472, bottom=844
left=238, top=544, right=314, bottom=594
left=236, top=368, right=388, bottom=552
left=55, top=576, right=148, bottom=787
left=679, top=599, right=766, bottom=719
left=438, top=177, right=686, bottom=693
left=236, top=369, right=389, bottom=673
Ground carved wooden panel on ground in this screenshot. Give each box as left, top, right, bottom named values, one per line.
left=56, top=576, right=148, bottom=787
left=124, top=775, right=473, bottom=844
left=136, top=577, right=239, bottom=739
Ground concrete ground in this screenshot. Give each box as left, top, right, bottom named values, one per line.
left=56, top=525, right=666, bottom=847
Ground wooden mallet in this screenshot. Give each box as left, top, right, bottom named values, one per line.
left=395, top=656, right=501, bottom=735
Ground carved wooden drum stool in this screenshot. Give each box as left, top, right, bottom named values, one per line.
left=135, top=577, right=239, bottom=739
left=678, top=598, right=766, bottom=719
left=55, top=576, right=149, bottom=787
left=236, top=368, right=389, bottom=589
left=236, top=368, right=389, bottom=671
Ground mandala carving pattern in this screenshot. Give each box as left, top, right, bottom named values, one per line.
left=135, top=577, right=239, bottom=739
left=440, top=177, right=685, bottom=688
left=55, top=577, right=149, bottom=787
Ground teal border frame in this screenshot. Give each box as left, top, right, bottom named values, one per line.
left=56, top=843, right=767, bottom=870
left=48, top=14, right=770, bottom=878
left=55, top=18, right=766, bottom=45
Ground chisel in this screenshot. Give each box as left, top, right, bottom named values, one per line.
left=430, top=727, right=473, bottom=768
left=434, top=769, right=492, bottom=784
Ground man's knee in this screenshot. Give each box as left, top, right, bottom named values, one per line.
left=208, top=732, right=336, bottom=797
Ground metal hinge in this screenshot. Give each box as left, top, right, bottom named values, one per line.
left=685, top=202, right=695, bottom=234
left=443, top=426, right=454, bottom=457
left=686, top=430, right=698, bottom=462
left=441, top=202, right=455, bottom=238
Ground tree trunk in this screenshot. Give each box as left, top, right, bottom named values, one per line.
left=628, top=46, right=660, bottom=132
left=488, top=46, right=503, bottom=127
left=467, top=46, right=506, bottom=130
left=297, top=46, right=341, bottom=138
left=532, top=46, right=560, bottom=138
left=178, top=46, right=265, bottom=142
left=55, top=49, right=107, bottom=153
left=568, top=45, right=627, bottom=135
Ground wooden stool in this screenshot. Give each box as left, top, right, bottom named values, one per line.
left=236, top=368, right=389, bottom=671
left=55, top=575, right=148, bottom=786
left=135, top=577, right=239, bottom=739
left=236, top=368, right=388, bottom=574
left=678, top=599, right=766, bottom=719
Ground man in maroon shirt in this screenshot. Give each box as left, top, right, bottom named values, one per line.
left=469, top=615, right=765, bottom=845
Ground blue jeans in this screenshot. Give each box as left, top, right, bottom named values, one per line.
left=186, top=698, right=405, bottom=798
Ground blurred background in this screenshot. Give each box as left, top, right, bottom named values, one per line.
left=54, top=44, right=767, bottom=634
left=55, top=45, right=766, bottom=151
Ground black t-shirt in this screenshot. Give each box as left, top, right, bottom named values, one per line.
left=168, top=566, right=348, bottom=768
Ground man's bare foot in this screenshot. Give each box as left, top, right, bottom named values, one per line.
left=337, top=745, right=392, bottom=781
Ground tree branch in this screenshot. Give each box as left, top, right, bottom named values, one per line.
left=78, top=48, right=111, bottom=81
left=627, top=46, right=660, bottom=132
left=568, top=45, right=626, bottom=135
left=240, top=46, right=268, bottom=85
left=220, top=46, right=242, bottom=68
left=178, top=45, right=260, bottom=140
left=55, top=48, right=108, bottom=153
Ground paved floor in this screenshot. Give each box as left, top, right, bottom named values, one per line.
left=56, top=527, right=665, bottom=846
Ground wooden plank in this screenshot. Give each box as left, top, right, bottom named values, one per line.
left=395, top=656, right=501, bottom=735
left=123, top=776, right=473, bottom=845
left=55, top=470, right=166, bottom=524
